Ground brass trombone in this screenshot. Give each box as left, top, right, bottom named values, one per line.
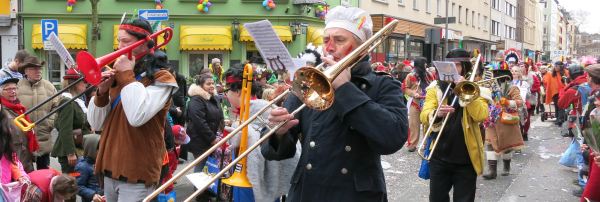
left=143, top=19, right=400, bottom=202
left=417, top=54, right=482, bottom=160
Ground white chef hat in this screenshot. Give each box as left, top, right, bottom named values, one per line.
left=324, top=6, right=373, bottom=42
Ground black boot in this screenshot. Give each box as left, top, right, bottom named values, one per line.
left=522, top=132, right=528, bottom=141
left=502, top=159, right=511, bottom=176
left=483, top=160, right=497, bottom=180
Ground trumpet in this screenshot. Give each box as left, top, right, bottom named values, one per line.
left=14, top=27, right=173, bottom=132
left=417, top=54, right=482, bottom=160
left=143, top=19, right=400, bottom=202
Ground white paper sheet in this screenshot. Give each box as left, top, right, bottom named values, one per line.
left=432, top=61, right=460, bottom=82
left=243, top=20, right=295, bottom=76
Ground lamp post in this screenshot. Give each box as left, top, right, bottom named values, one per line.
left=443, top=0, right=449, bottom=60
left=232, top=19, right=240, bottom=40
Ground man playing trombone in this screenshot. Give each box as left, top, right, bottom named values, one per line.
left=263, top=6, right=408, bottom=201
left=87, top=18, right=178, bottom=201
left=420, top=49, right=489, bottom=202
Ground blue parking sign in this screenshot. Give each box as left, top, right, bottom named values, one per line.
left=41, top=19, right=58, bottom=42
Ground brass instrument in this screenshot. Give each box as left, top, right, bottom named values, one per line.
left=14, top=27, right=173, bottom=132
left=417, top=54, right=482, bottom=160
left=143, top=19, right=400, bottom=202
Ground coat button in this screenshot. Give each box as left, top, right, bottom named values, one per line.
left=349, top=126, right=355, bottom=130
left=345, top=146, right=351, bottom=152
left=361, top=84, right=367, bottom=90
left=306, top=163, right=312, bottom=170
left=309, top=141, right=316, bottom=148
left=341, top=168, right=348, bottom=174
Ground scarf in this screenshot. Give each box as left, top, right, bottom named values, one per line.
left=1, top=97, right=39, bottom=153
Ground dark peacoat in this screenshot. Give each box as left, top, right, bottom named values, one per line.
left=262, top=60, right=409, bottom=202
left=185, top=84, right=224, bottom=156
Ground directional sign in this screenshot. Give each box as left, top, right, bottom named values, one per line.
left=41, top=19, right=58, bottom=50
left=138, top=9, right=169, bottom=21
left=48, top=33, right=76, bottom=68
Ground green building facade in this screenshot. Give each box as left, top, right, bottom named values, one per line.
left=21, top=0, right=357, bottom=84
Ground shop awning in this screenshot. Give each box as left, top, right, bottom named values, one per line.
left=306, top=27, right=324, bottom=46
left=180, top=26, right=232, bottom=51
left=32, top=24, right=87, bottom=49
left=113, top=25, right=167, bottom=50
left=239, top=26, right=292, bottom=42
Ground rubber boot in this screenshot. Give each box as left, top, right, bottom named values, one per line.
left=483, top=160, right=497, bottom=180
left=502, top=159, right=511, bottom=176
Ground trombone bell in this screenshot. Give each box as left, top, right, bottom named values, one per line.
left=292, top=67, right=334, bottom=110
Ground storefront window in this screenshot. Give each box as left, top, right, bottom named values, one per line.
left=47, top=51, right=77, bottom=85
left=387, top=38, right=405, bottom=64
left=409, top=41, right=423, bottom=58
left=188, top=52, right=224, bottom=77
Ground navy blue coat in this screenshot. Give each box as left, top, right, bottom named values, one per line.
left=262, top=61, right=408, bottom=202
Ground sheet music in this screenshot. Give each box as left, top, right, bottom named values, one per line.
left=243, top=20, right=295, bottom=78
left=432, top=61, right=460, bottom=82
left=186, top=172, right=216, bottom=190
left=48, top=33, right=76, bottom=69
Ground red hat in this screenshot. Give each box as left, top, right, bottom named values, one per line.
left=63, top=68, right=81, bottom=80
left=172, top=125, right=183, bottom=136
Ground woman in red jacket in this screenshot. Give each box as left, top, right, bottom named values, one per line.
left=558, top=65, right=587, bottom=138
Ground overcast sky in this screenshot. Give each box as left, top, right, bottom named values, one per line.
left=557, top=0, right=600, bottom=33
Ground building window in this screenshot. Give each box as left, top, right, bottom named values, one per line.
left=472, top=11, right=475, bottom=27
left=451, top=3, right=455, bottom=17
left=492, top=20, right=500, bottom=36
left=47, top=52, right=77, bottom=84
left=465, top=8, right=469, bottom=25
left=484, top=16, right=488, bottom=31
left=436, top=0, right=441, bottom=16
left=544, top=15, right=547, bottom=21
left=426, top=0, right=431, bottom=13
left=373, top=0, right=388, bottom=4
left=458, top=6, right=462, bottom=23
left=188, top=52, right=225, bottom=77
left=506, top=3, right=515, bottom=17
left=477, top=13, right=481, bottom=29
left=492, top=0, right=500, bottom=10
left=543, top=27, right=547, bottom=34
left=413, top=0, right=418, bottom=10
left=398, top=0, right=405, bottom=6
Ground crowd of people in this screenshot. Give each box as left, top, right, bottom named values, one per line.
left=0, top=5, right=598, bottom=202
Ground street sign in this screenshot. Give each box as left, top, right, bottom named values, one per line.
left=138, top=9, right=169, bottom=21
left=425, top=28, right=441, bottom=44
left=41, top=19, right=58, bottom=50
left=434, top=17, right=456, bottom=24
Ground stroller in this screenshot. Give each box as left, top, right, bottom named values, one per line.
left=541, top=102, right=556, bottom=121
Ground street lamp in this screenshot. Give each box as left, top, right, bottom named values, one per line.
left=232, top=19, right=240, bottom=40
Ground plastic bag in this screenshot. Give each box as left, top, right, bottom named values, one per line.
left=418, top=136, right=432, bottom=180
left=158, top=191, right=175, bottom=202
left=0, top=182, right=24, bottom=202
left=559, top=138, right=581, bottom=168
left=205, top=155, right=220, bottom=194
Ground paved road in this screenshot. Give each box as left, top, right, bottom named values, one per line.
left=49, top=114, right=580, bottom=201
left=169, top=115, right=581, bottom=201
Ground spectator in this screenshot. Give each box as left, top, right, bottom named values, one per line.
left=52, top=68, right=91, bottom=178
left=0, top=77, right=38, bottom=172
left=0, top=107, right=29, bottom=184
left=0, top=50, right=30, bottom=79
left=17, top=55, right=58, bottom=170
left=543, top=62, right=569, bottom=126
left=24, top=169, right=78, bottom=202
left=75, top=134, right=103, bottom=202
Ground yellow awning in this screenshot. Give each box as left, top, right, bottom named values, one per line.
left=307, top=27, right=324, bottom=46
left=32, top=24, right=87, bottom=49
left=239, top=26, right=292, bottom=42
left=113, top=25, right=167, bottom=50
left=180, top=26, right=232, bottom=51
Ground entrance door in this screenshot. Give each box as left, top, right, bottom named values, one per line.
left=187, top=52, right=225, bottom=77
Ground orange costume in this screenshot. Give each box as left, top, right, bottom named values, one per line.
left=542, top=71, right=569, bottom=104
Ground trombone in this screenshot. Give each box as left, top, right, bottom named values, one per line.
left=143, top=19, right=401, bottom=202
left=417, top=54, right=482, bottom=160
left=13, top=27, right=173, bottom=132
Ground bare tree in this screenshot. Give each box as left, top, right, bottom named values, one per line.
left=570, top=9, right=589, bottom=27
left=90, top=0, right=99, bottom=56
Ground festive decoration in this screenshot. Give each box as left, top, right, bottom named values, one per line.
left=262, top=0, right=276, bottom=10
left=197, top=0, right=212, bottom=13
left=66, top=0, right=76, bottom=12
left=314, top=3, right=329, bottom=20
left=155, top=0, right=164, bottom=9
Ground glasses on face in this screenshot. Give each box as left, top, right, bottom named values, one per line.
left=2, top=87, right=17, bottom=92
